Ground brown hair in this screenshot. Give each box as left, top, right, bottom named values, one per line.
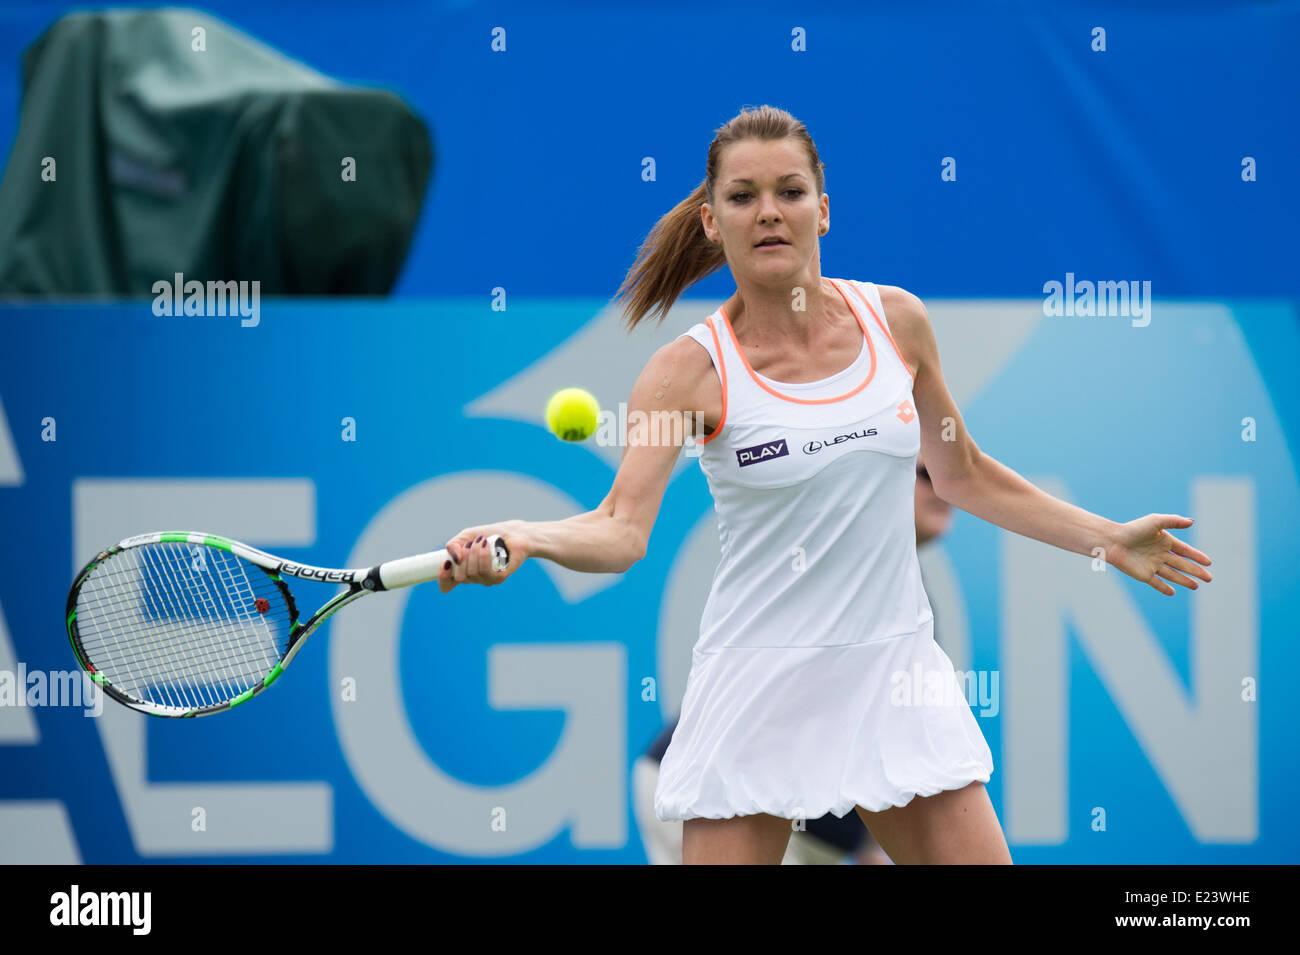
left=614, top=105, right=827, bottom=332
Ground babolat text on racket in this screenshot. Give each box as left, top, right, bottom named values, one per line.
left=65, top=531, right=509, bottom=718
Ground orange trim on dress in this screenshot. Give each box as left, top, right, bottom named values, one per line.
left=846, top=279, right=915, bottom=384
left=696, top=316, right=728, bottom=445
left=717, top=280, right=878, bottom=406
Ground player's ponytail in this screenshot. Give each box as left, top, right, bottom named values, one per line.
left=614, top=179, right=722, bottom=331
left=614, top=105, right=826, bottom=332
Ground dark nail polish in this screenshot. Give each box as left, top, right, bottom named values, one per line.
left=443, top=560, right=451, bottom=571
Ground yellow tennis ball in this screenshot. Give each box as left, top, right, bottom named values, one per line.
left=546, top=387, right=600, bottom=442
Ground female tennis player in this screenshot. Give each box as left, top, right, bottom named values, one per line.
left=435, top=105, right=1214, bottom=865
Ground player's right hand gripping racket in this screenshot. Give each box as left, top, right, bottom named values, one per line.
left=65, top=531, right=509, bottom=718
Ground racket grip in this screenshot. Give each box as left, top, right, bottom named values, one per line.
left=376, top=534, right=511, bottom=589
left=478, top=534, right=510, bottom=572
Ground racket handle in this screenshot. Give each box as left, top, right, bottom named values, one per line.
left=377, top=534, right=510, bottom=589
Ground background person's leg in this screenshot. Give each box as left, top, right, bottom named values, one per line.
left=632, top=755, right=682, bottom=865
left=783, top=829, right=850, bottom=865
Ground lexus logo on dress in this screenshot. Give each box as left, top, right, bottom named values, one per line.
left=802, top=427, right=878, bottom=454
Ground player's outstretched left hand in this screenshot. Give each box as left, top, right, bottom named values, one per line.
left=1106, top=514, right=1212, bottom=596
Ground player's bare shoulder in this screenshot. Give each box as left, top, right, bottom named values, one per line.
left=875, top=284, right=928, bottom=333
left=874, top=284, right=933, bottom=379
left=631, top=335, right=723, bottom=440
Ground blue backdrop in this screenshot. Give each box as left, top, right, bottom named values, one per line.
left=0, top=1, right=1297, bottom=863
left=1, top=298, right=1296, bottom=863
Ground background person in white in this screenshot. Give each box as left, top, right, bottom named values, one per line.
left=434, top=105, right=1213, bottom=865
left=633, top=451, right=954, bottom=865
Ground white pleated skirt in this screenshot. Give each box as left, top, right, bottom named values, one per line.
left=654, top=615, right=994, bottom=821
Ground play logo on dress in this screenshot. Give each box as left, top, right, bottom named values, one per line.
left=736, top=438, right=789, bottom=467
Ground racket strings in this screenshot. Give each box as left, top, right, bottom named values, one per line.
left=92, top=547, right=289, bottom=709
left=73, top=542, right=293, bottom=711
left=76, top=550, right=280, bottom=711
left=76, top=547, right=289, bottom=711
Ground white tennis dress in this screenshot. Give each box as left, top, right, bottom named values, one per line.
left=654, top=278, right=994, bottom=822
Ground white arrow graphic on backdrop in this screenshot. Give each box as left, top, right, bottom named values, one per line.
left=464, top=296, right=1042, bottom=481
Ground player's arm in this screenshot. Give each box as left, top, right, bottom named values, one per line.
left=519, top=338, right=704, bottom=573
left=878, top=285, right=1211, bottom=594
left=875, top=286, right=977, bottom=494
left=879, top=285, right=1118, bottom=557
left=445, top=338, right=706, bottom=583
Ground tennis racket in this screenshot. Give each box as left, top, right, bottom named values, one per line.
left=65, top=531, right=509, bottom=718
